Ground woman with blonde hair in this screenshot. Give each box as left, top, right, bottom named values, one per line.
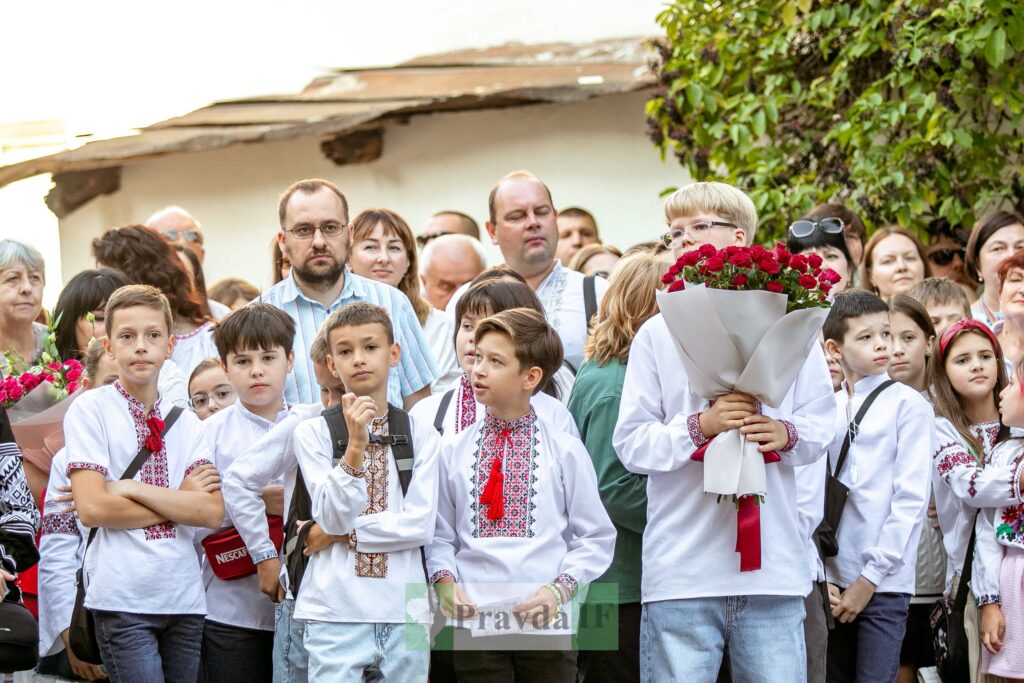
left=347, top=208, right=460, bottom=391
left=567, top=251, right=669, bottom=682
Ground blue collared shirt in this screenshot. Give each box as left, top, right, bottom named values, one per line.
left=259, top=268, right=439, bottom=405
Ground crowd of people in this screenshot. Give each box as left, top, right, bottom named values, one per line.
left=0, top=170, right=1020, bottom=683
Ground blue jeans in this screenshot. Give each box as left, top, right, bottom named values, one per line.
left=273, top=597, right=308, bottom=683
left=92, top=610, right=204, bottom=683
left=641, top=595, right=806, bottom=683
left=826, top=591, right=911, bottom=683
left=303, top=620, right=429, bottom=681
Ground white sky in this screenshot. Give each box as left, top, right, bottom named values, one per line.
left=0, top=0, right=666, bottom=305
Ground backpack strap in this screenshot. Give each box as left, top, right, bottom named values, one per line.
left=831, top=379, right=896, bottom=478
left=387, top=404, right=415, bottom=497
left=583, top=274, right=598, bottom=331
left=433, top=389, right=455, bottom=436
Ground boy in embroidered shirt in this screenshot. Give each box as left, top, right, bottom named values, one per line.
left=427, top=308, right=615, bottom=682
left=197, top=303, right=296, bottom=683
left=66, top=285, right=224, bottom=683
left=221, top=328, right=346, bottom=683
left=614, top=182, right=836, bottom=683
left=821, top=290, right=935, bottom=683
left=292, top=303, right=442, bottom=681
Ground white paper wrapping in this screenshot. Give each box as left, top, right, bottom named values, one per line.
left=656, top=284, right=828, bottom=497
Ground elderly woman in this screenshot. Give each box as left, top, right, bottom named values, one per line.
left=995, top=249, right=1024, bottom=368
left=0, top=240, right=47, bottom=373
left=965, top=210, right=1024, bottom=329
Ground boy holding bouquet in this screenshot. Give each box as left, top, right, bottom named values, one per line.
left=614, top=182, right=836, bottom=683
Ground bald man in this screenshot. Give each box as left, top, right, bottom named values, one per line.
left=420, top=234, right=486, bottom=310
left=147, top=206, right=205, bottom=263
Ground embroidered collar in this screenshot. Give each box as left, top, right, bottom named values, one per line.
left=483, top=409, right=536, bottom=433
left=114, top=380, right=162, bottom=419
left=173, top=320, right=214, bottom=341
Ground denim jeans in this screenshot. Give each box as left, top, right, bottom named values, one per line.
left=92, top=610, right=204, bottom=683
left=303, top=620, right=429, bottom=681
left=200, top=618, right=273, bottom=683
left=273, top=597, right=308, bottom=683
left=640, top=595, right=806, bottom=683
left=826, top=591, right=911, bottom=683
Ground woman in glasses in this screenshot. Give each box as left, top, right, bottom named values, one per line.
left=346, top=208, right=462, bottom=392
left=786, top=215, right=855, bottom=293
left=862, top=227, right=931, bottom=302
left=965, top=210, right=1024, bottom=329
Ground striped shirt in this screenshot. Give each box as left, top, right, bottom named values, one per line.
left=259, top=268, right=439, bottom=405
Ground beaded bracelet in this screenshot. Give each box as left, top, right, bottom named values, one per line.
left=542, top=583, right=563, bottom=609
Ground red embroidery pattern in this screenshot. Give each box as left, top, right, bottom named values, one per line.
left=184, top=459, right=213, bottom=478
left=66, top=462, right=107, bottom=477
left=457, top=375, right=476, bottom=433
left=41, top=512, right=79, bottom=537
left=115, top=382, right=175, bottom=540
left=471, top=411, right=538, bottom=539
left=935, top=442, right=977, bottom=483
left=355, top=416, right=390, bottom=578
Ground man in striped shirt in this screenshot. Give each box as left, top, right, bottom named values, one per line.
left=260, top=179, right=438, bottom=408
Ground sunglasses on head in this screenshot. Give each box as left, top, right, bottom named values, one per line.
left=927, top=247, right=965, bottom=266
left=788, top=217, right=845, bottom=239
left=415, top=231, right=455, bottom=247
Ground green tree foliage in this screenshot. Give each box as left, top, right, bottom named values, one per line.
left=647, top=0, right=1024, bottom=239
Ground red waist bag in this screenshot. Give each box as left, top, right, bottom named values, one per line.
left=202, top=515, right=283, bottom=581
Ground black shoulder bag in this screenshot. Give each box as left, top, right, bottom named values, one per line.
left=930, top=512, right=978, bottom=683
left=433, top=389, right=455, bottom=436
left=285, top=404, right=420, bottom=597
left=562, top=275, right=599, bottom=377
left=69, top=405, right=184, bottom=665
left=816, top=380, right=896, bottom=558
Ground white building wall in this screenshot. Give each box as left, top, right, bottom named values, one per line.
left=58, top=91, right=687, bottom=290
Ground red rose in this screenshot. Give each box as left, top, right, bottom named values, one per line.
left=706, top=255, right=727, bottom=273
left=65, top=364, right=82, bottom=381
left=729, top=251, right=753, bottom=267
left=47, top=361, right=61, bottom=371
left=807, top=253, right=823, bottom=269
left=18, top=373, right=40, bottom=390
left=821, top=269, right=842, bottom=284
left=757, top=255, right=781, bottom=274
left=789, top=254, right=808, bottom=272
left=668, top=280, right=685, bottom=292
left=681, top=250, right=702, bottom=267
left=732, top=274, right=749, bottom=287
left=661, top=271, right=675, bottom=285
left=699, top=244, right=718, bottom=258
left=766, top=281, right=784, bottom=293
left=8, top=384, right=23, bottom=401
left=820, top=282, right=833, bottom=295
left=750, top=245, right=766, bottom=259
left=798, top=274, right=818, bottom=290
left=66, top=381, right=79, bottom=394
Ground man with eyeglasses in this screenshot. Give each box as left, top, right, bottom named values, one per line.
left=259, top=178, right=438, bottom=409
left=148, top=206, right=206, bottom=263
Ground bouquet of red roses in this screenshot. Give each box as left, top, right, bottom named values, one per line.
left=657, top=242, right=839, bottom=571
left=1, top=316, right=84, bottom=420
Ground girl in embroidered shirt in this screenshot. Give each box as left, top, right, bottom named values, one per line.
left=973, top=359, right=1024, bottom=681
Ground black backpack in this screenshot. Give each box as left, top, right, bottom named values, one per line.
left=284, top=403, right=420, bottom=596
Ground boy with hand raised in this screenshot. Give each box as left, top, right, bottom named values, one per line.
left=292, top=303, right=442, bottom=681
left=197, top=303, right=295, bottom=683
left=66, top=285, right=224, bottom=683
left=427, top=308, right=614, bottom=682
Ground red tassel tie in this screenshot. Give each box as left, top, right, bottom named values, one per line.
left=480, top=429, right=510, bottom=520
left=145, top=414, right=165, bottom=452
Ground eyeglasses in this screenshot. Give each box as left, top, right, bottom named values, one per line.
left=788, top=218, right=845, bottom=239
left=416, top=231, right=455, bottom=247
left=189, top=385, right=236, bottom=411
left=927, top=247, right=966, bottom=266
left=282, top=222, right=346, bottom=240
left=659, top=221, right=738, bottom=248
left=160, top=229, right=204, bottom=245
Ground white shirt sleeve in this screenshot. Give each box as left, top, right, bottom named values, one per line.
left=354, top=416, right=441, bottom=554
left=294, top=419, right=369, bottom=537
left=37, top=452, right=82, bottom=656
left=222, top=412, right=301, bottom=563
left=859, top=397, right=935, bottom=586
left=613, top=322, right=702, bottom=475
left=554, top=436, right=616, bottom=587
left=934, top=421, right=1022, bottom=508
left=425, top=439, right=460, bottom=583
left=971, top=508, right=1002, bottom=605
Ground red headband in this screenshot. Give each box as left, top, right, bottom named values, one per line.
left=938, top=317, right=999, bottom=357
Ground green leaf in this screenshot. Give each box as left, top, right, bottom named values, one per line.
left=752, top=109, right=767, bottom=137
left=797, top=0, right=812, bottom=12
left=685, top=83, right=703, bottom=108
left=781, top=2, right=797, bottom=25
left=985, top=27, right=1007, bottom=67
